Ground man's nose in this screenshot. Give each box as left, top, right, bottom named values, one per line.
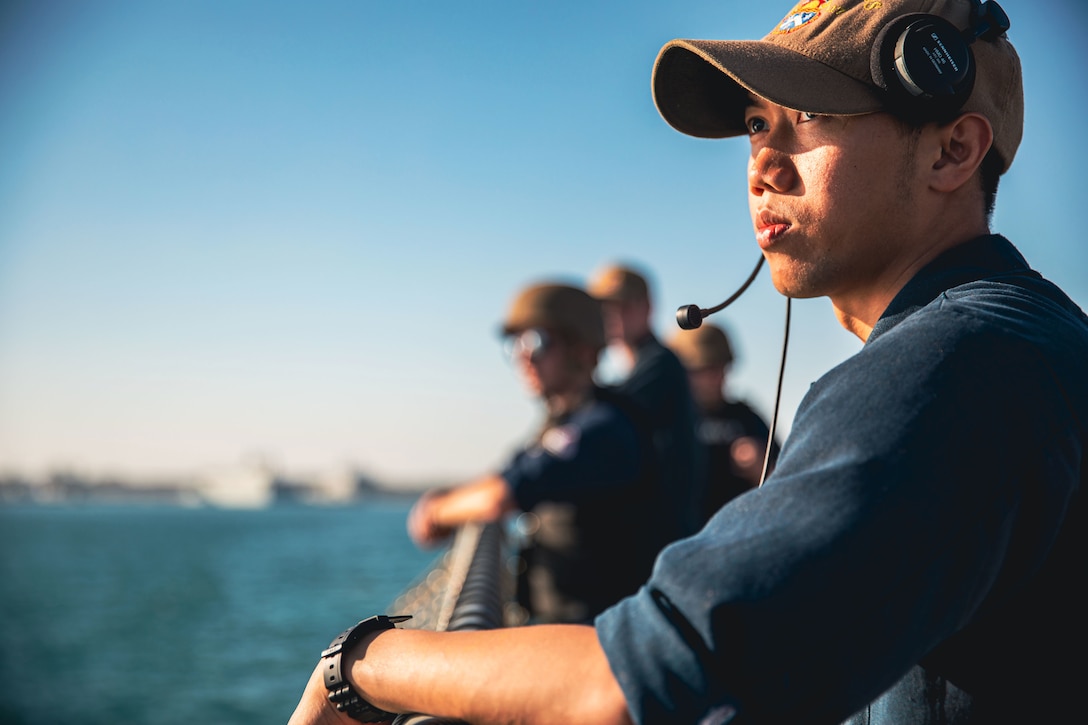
left=749, top=146, right=796, bottom=196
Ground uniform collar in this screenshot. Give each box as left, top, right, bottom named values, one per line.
left=868, top=235, right=1035, bottom=343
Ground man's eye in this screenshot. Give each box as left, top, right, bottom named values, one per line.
left=800, top=111, right=820, bottom=122
left=746, top=117, right=768, bottom=134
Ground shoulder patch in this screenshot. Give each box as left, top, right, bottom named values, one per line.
left=541, top=424, right=581, bottom=460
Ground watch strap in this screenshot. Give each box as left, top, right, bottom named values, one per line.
left=322, top=614, right=412, bottom=723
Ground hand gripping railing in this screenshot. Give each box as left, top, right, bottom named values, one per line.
left=387, top=521, right=512, bottom=724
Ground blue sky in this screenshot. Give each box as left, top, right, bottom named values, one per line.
left=1, top=0, right=1084, bottom=486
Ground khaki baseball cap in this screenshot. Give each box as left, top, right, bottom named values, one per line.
left=588, top=264, right=650, bottom=303
left=652, top=0, right=1023, bottom=172
left=669, top=323, right=735, bottom=370
left=501, top=283, right=606, bottom=350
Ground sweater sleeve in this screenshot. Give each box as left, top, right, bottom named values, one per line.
left=596, top=291, right=1084, bottom=724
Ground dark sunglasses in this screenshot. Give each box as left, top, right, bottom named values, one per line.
left=503, top=328, right=553, bottom=362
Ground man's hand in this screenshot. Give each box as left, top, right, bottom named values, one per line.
left=407, top=490, right=455, bottom=548
left=287, top=661, right=358, bottom=725
left=407, top=476, right=513, bottom=548
left=730, top=435, right=768, bottom=485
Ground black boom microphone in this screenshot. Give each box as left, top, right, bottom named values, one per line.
left=676, top=255, right=765, bottom=329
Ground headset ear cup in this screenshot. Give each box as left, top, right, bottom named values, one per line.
left=871, top=15, right=927, bottom=117
left=871, top=13, right=976, bottom=123
left=870, top=17, right=905, bottom=96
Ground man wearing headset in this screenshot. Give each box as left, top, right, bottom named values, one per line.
left=291, top=1, right=1087, bottom=723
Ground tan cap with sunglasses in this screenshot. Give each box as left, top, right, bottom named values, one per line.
left=501, top=283, right=606, bottom=351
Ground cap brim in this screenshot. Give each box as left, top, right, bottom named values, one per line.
left=652, top=39, right=884, bottom=138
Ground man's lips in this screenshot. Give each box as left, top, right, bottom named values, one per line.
left=755, top=210, right=792, bottom=248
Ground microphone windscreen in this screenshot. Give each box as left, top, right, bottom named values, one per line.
left=676, top=304, right=703, bottom=330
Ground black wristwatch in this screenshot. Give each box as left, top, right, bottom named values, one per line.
left=321, top=614, right=412, bottom=723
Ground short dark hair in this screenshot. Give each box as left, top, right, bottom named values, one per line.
left=980, top=146, right=1002, bottom=222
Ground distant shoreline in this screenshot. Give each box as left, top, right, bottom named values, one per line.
left=0, top=470, right=430, bottom=509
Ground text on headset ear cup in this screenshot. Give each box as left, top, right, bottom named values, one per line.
left=870, top=13, right=977, bottom=122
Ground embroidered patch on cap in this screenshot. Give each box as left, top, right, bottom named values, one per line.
left=773, top=0, right=827, bottom=34
left=541, top=425, right=580, bottom=460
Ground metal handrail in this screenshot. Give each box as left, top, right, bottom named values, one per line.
left=389, top=522, right=511, bottom=725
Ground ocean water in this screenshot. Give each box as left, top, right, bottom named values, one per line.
left=0, top=501, right=440, bottom=725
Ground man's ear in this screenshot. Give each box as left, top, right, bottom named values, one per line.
left=930, top=112, right=994, bottom=193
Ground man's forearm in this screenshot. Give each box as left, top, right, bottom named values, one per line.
left=407, top=475, right=514, bottom=547
left=350, top=624, right=633, bottom=725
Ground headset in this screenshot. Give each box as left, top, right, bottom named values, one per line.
left=871, top=0, right=1010, bottom=122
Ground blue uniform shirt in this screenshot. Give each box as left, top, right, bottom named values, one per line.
left=615, top=335, right=706, bottom=548
left=502, top=387, right=658, bottom=623
left=596, top=236, right=1088, bottom=724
